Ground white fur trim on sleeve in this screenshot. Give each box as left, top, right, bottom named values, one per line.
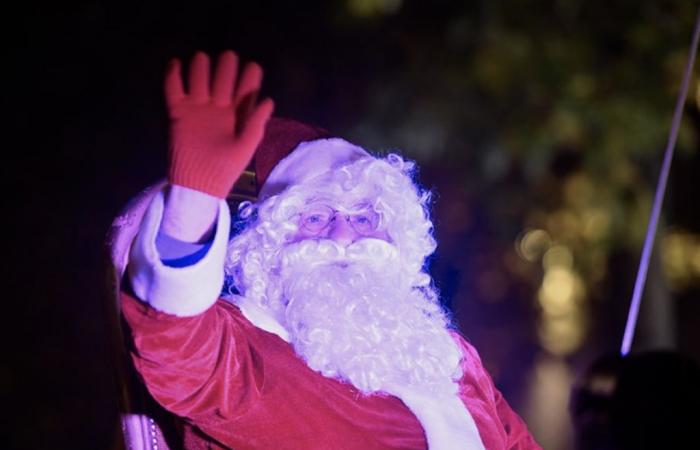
left=386, top=385, right=486, bottom=450
left=127, top=189, right=231, bottom=317
left=227, top=295, right=291, bottom=343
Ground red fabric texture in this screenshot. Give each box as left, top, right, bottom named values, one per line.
left=122, top=292, right=541, bottom=450
left=166, top=51, right=274, bottom=198
left=253, top=117, right=332, bottom=192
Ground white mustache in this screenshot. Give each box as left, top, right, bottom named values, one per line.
left=279, top=238, right=400, bottom=271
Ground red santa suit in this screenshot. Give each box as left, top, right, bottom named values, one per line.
left=121, top=167, right=542, bottom=449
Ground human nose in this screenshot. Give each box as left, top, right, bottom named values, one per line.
left=327, top=214, right=361, bottom=246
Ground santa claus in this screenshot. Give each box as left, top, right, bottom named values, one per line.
left=116, top=50, right=541, bottom=449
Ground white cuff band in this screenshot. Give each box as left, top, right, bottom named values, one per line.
left=127, top=189, right=231, bottom=316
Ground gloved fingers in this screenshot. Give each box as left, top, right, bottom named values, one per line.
left=164, top=58, right=185, bottom=108
left=188, top=51, right=211, bottom=102
left=212, top=50, right=239, bottom=106
left=235, top=98, right=274, bottom=152
left=234, top=61, right=263, bottom=112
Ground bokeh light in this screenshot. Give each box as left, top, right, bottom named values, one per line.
left=662, top=230, right=700, bottom=290
left=542, top=245, right=574, bottom=271
left=537, top=264, right=586, bottom=355
left=347, top=0, right=402, bottom=17
left=581, top=208, right=611, bottom=242
left=517, top=228, right=552, bottom=262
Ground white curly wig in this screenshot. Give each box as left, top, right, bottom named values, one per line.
left=225, top=151, right=437, bottom=309
left=223, top=145, right=462, bottom=394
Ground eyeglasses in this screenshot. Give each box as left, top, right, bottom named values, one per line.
left=299, top=203, right=382, bottom=235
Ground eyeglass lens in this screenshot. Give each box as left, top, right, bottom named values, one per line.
left=300, top=204, right=380, bottom=234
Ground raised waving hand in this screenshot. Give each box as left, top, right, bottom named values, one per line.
left=166, top=50, right=274, bottom=198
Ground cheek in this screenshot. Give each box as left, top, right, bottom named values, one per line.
left=368, top=229, right=392, bottom=243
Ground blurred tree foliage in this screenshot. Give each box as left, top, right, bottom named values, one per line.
left=332, top=0, right=698, bottom=357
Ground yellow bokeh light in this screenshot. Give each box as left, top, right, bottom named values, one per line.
left=564, top=173, right=594, bottom=209
left=691, top=246, right=700, bottom=275
left=569, top=73, right=595, bottom=99
left=537, top=314, right=586, bottom=355
left=611, top=160, right=637, bottom=186
left=660, top=230, right=700, bottom=289
left=550, top=108, right=583, bottom=145
left=347, top=0, right=402, bottom=17
left=537, top=265, right=586, bottom=355
left=546, top=209, right=580, bottom=242
left=538, top=267, right=584, bottom=318
left=582, top=208, right=611, bottom=241
left=517, top=228, right=551, bottom=262
left=662, top=232, right=692, bottom=285
left=542, top=245, right=573, bottom=271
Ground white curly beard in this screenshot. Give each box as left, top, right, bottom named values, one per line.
left=275, top=238, right=463, bottom=396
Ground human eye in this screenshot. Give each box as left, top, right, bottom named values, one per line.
left=306, top=214, right=326, bottom=224
left=351, top=211, right=379, bottom=232
left=354, top=214, right=373, bottom=225
left=301, top=205, right=333, bottom=232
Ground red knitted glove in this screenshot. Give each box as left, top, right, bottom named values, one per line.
left=165, top=50, right=274, bottom=198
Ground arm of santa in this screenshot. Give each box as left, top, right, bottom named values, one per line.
left=126, top=48, right=273, bottom=317
left=127, top=187, right=229, bottom=316
left=121, top=184, right=267, bottom=416
left=121, top=50, right=273, bottom=421
left=121, top=294, right=264, bottom=422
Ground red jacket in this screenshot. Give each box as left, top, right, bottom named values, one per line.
left=122, top=292, right=541, bottom=450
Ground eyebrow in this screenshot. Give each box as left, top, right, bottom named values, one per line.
left=305, top=202, right=377, bottom=215
left=303, top=196, right=335, bottom=205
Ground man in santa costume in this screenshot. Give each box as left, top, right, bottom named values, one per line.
left=118, top=50, right=541, bottom=449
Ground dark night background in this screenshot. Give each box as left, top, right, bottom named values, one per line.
left=6, top=1, right=700, bottom=449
